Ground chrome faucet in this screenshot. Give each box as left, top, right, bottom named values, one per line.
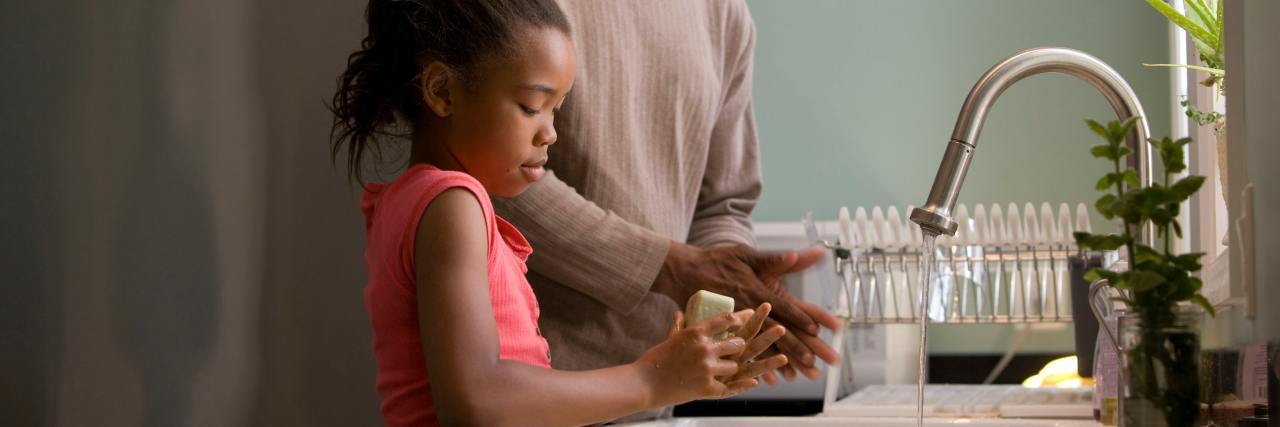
left=909, top=47, right=1152, bottom=237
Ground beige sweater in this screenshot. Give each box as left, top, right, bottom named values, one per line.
left=493, top=0, right=760, bottom=371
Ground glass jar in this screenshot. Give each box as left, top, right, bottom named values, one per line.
left=1118, top=307, right=1204, bottom=427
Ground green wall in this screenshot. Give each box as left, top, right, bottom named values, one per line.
left=747, top=0, right=1172, bottom=356
left=748, top=0, right=1171, bottom=230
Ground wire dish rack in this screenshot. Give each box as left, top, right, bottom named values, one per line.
left=804, top=202, right=1119, bottom=324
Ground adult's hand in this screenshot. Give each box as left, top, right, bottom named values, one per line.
left=653, top=242, right=841, bottom=381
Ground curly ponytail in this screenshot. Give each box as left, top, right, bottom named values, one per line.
left=329, top=0, right=570, bottom=185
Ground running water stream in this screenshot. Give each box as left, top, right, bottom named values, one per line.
left=916, top=231, right=939, bottom=427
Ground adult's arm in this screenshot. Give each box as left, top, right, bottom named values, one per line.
left=687, top=0, right=761, bottom=249
left=493, top=173, right=670, bottom=315
left=679, top=2, right=841, bottom=382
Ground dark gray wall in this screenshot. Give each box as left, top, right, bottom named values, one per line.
left=251, top=0, right=381, bottom=424
left=1, top=0, right=379, bottom=425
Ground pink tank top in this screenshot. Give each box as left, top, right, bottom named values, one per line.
left=361, top=164, right=551, bottom=427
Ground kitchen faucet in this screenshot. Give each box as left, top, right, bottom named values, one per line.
left=909, top=47, right=1152, bottom=238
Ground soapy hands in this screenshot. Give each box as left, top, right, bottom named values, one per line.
left=654, top=243, right=841, bottom=383
left=719, top=303, right=789, bottom=387
left=634, top=303, right=788, bottom=407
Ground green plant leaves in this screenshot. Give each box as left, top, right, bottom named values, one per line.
left=1075, top=232, right=1128, bottom=251
left=1180, top=100, right=1224, bottom=126
left=1134, top=245, right=1164, bottom=266
left=1094, top=194, right=1119, bottom=219
left=1216, top=0, right=1224, bottom=48
left=1190, top=294, right=1217, bottom=317
left=1172, top=176, right=1206, bottom=200
left=1082, top=117, right=1215, bottom=318
left=1087, top=119, right=1109, bottom=140
left=1087, top=117, right=1142, bottom=147
left=1145, top=0, right=1221, bottom=67
left=1125, top=270, right=1167, bottom=292
left=1119, top=116, right=1141, bottom=136
left=1095, top=174, right=1115, bottom=191
left=1185, top=0, right=1218, bottom=39
left=1151, top=136, right=1194, bottom=175
left=1084, top=267, right=1120, bottom=284
left=1094, top=171, right=1140, bottom=192
left=1122, top=170, right=1141, bottom=188
left=1171, top=252, right=1205, bottom=271
left=1113, top=116, right=1142, bottom=145
left=1090, top=144, right=1113, bottom=160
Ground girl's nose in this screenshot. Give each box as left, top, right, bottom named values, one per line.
left=535, top=122, right=557, bottom=147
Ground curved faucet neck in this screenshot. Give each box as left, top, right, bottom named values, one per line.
left=911, top=47, right=1152, bottom=240
left=952, top=47, right=1151, bottom=151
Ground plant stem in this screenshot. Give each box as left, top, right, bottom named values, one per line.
left=1114, top=151, right=1137, bottom=273
left=1165, top=160, right=1172, bottom=256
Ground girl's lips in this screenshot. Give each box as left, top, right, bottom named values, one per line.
left=520, top=156, right=547, bottom=182
left=519, top=165, right=546, bottom=182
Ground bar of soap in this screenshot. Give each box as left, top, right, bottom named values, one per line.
left=684, top=290, right=735, bottom=340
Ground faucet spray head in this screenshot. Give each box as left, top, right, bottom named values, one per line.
left=909, top=207, right=957, bottom=237
left=911, top=138, right=972, bottom=238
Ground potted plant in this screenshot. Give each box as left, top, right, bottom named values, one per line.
left=1074, top=117, right=1216, bottom=427
left=1143, top=0, right=1228, bottom=194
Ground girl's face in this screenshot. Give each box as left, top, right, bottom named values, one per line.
left=434, top=27, right=576, bottom=197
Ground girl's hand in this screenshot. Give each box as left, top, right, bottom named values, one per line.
left=635, top=310, right=747, bottom=407
left=720, top=303, right=789, bottom=397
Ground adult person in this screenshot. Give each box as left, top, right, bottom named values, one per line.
left=492, top=0, right=840, bottom=400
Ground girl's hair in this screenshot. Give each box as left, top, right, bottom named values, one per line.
left=330, top=0, right=570, bottom=184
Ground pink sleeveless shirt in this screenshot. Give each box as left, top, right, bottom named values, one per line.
left=361, top=164, right=551, bottom=427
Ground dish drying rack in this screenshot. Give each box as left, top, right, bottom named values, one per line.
left=804, top=202, right=1119, bottom=324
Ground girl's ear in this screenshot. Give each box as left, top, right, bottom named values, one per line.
left=421, top=61, right=457, bottom=117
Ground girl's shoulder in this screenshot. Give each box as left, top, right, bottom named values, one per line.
left=361, top=163, right=494, bottom=236
left=361, top=164, right=498, bottom=281
left=364, top=164, right=488, bottom=210
left=382, top=164, right=485, bottom=198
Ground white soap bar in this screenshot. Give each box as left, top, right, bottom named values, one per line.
left=684, top=290, right=735, bottom=340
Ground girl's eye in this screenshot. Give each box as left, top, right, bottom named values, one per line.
left=519, top=105, right=538, bottom=116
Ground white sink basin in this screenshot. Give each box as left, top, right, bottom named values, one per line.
left=619, top=417, right=1100, bottom=427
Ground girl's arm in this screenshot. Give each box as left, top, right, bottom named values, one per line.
left=415, top=189, right=775, bottom=427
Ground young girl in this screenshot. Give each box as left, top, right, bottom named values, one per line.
left=330, top=1, right=788, bottom=426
